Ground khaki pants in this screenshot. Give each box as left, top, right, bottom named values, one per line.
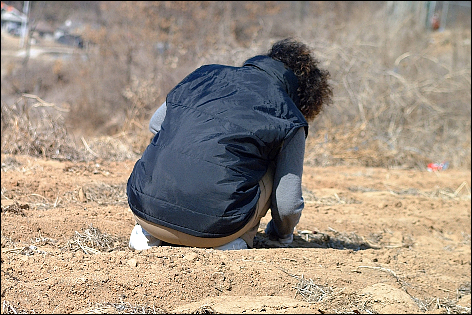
left=133, top=165, right=274, bottom=248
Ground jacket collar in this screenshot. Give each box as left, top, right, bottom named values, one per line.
left=243, top=55, right=300, bottom=107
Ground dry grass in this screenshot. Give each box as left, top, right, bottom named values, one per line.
left=278, top=267, right=471, bottom=314
left=293, top=275, right=334, bottom=303
left=0, top=4, right=470, bottom=314
left=0, top=201, right=28, bottom=216
left=2, top=2, right=471, bottom=170
left=1, top=94, right=82, bottom=160
left=79, top=182, right=128, bottom=205
left=61, top=224, right=126, bottom=254
left=1, top=300, right=31, bottom=314
left=1, top=12, right=470, bottom=170
left=72, top=300, right=168, bottom=314
left=0, top=94, right=142, bottom=163
left=1, top=299, right=168, bottom=315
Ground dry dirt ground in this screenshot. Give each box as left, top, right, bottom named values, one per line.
left=1, top=153, right=470, bottom=314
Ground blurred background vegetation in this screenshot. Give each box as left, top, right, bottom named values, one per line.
left=1, top=1, right=471, bottom=170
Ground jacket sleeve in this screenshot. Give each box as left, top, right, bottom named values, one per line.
left=149, top=101, right=167, bottom=135
left=267, top=127, right=305, bottom=239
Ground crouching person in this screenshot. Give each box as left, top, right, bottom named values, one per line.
left=127, top=38, right=332, bottom=251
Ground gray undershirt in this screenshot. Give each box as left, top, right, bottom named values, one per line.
left=149, top=102, right=305, bottom=240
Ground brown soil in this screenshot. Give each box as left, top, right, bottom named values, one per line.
left=1, top=154, right=470, bottom=314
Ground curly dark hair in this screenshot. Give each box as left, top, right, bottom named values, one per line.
left=267, top=38, right=333, bottom=121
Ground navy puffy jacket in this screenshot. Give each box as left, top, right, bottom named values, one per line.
left=127, top=55, right=308, bottom=238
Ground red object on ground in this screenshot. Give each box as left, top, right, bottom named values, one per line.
left=427, top=161, right=449, bottom=172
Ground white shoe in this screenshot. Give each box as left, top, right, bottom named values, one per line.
left=214, top=237, right=248, bottom=250
left=128, top=224, right=162, bottom=250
